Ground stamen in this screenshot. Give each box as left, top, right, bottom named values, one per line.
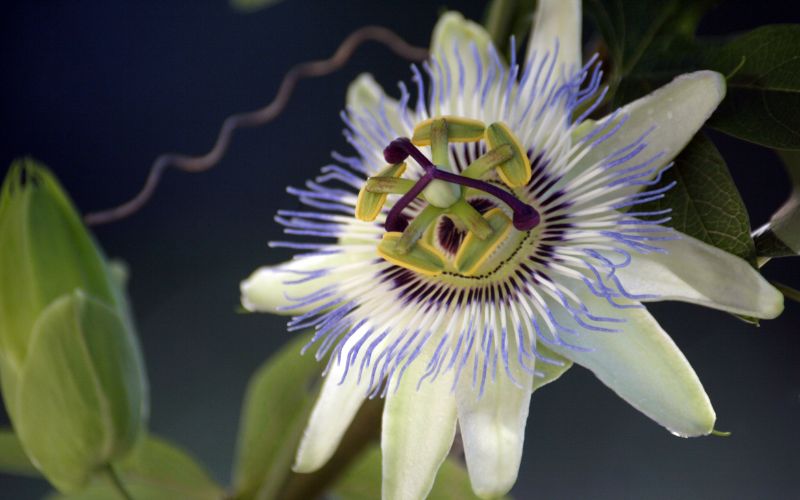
left=382, top=137, right=540, bottom=233
left=431, top=169, right=540, bottom=231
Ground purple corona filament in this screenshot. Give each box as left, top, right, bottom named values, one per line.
left=383, top=138, right=540, bottom=232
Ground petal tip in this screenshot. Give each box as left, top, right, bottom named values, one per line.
left=346, top=72, right=381, bottom=111
left=431, top=10, right=491, bottom=55
left=681, top=69, right=727, bottom=106
left=760, top=284, right=785, bottom=320
left=239, top=267, right=277, bottom=313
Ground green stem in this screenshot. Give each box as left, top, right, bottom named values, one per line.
left=772, top=281, right=800, bottom=304
left=484, top=0, right=517, bottom=50
left=105, top=463, right=134, bottom=500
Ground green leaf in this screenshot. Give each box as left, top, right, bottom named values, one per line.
left=331, top=445, right=492, bottom=500
left=753, top=149, right=800, bottom=257
left=704, top=25, right=800, bottom=149
left=585, top=0, right=718, bottom=107
left=640, top=133, right=757, bottom=263
left=231, top=332, right=323, bottom=499
left=0, top=428, right=38, bottom=477
left=230, top=0, right=285, bottom=13
left=49, top=435, right=223, bottom=500
left=15, top=291, right=147, bottom=493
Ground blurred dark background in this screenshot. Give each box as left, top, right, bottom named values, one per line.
left=1, top=1, right=798, bottom=498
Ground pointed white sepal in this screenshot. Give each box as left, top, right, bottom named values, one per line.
left=293, top=332, right=372, bottom=473
left=456, top=343, right=533, bottom=499
left=615, top=230, right=784, bottom=319
left=240, top=253, right=356, bottom=316
left=532, top=344, right=572, bottom=392
left=574, top=71, right=726, bottom=181
left=381, top=353, right=458, bottom=500
left=430, top=11, right=493, bottom=115
left=547, top=289, right=716, bottom=437
left=346, top=74, right=408, bottom=170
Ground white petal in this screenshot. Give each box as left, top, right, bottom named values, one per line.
left=456, top=349, right=533, bottom=499
left=574, top=71, right=726, bottom=179
left=431, top=11, right=492, bottom=65
left=615, top=231, right=784, bottom=319
left=526, top=0, right=582, bottom=74
left=547, top=289, right=715, bottom=437
left=430, top=11, right=493, bottom=115
left=293, top=334, right=370, bottom=473
left=240, top=253, right=356, bottom=315
left=532, top=344, right=572, bottom=392
left=347, top=73, right=407, bottom=136
left=382, top=356, right=457, bottom=500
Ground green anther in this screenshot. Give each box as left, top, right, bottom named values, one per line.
left=378, top=232, right=446, bottom=276
left=411, top=115, right=486, bottom=146
left=454, top=208, right=514, bottom=276
left=430, top=118, right=450, bottom=169
left=485, top=122, right=531, bottom=187
left=364, top=177, right=416, bottom=194
left=397, top=205, right=445, bottom=254
left=461, top=144, right=515, bottom=179
left=355, top=162, right=406, bottom=222
left=448, top=199, right=493, bottom=240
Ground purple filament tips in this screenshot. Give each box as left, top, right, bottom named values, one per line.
left=383, top=138, right=434, bottom=169
left=512, top=205, right=540, bottom=231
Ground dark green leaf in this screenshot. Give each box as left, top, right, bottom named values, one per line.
left=0, top=428, right=38, bottom=477
left=754, top=228, right=795, bottom=258
left=230, top=0, right=285, bottom=13
left=331, top=445, right=493, bottom=500
left=640, top=133, right=756, bottom=262
left=585, top=0, right=718, bottom=107
left=704, top=26, right=800, bottom=149
left=231, top=332, right=323, bottom=499
left=49, top=435, right=223, bottom=500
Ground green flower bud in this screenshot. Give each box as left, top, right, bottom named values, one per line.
left=0, top=158, right=148, bottom=492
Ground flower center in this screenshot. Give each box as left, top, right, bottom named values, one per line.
left=355, top=116, right=541, bottom=278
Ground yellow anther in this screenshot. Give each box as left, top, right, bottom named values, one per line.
left=364, top=177, right=415, bottom=194
left=411, top=116, right=485, bottom=147
left=485, top=122, right=531, bottom=188
left=378, top=232, right=446, bottom=276
left=355, top=162, right=406, bottom=222
left=461, top=144, right=514, bottom=179
left=430, top=118, right=450, bottom=168
left=454, top=208, right=513, bottom=276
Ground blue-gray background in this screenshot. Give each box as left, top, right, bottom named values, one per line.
left=1, top=1, right=799, bottom=498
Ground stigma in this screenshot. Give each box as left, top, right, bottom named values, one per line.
left=354, top=116, right=541, bottom=277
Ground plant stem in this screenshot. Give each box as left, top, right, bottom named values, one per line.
left=484, top=0, right=517, bottom=51
left=105, top=463, right=134, bottom=500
